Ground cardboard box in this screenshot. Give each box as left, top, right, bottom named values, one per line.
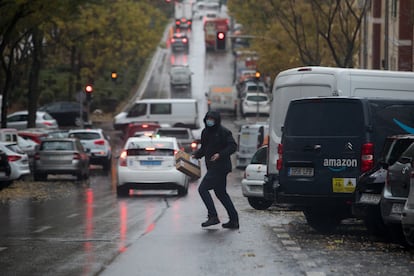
left=175, top=150, right=201, bottom=179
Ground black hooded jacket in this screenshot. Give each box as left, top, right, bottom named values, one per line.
left=193, top=110, right=237, bottom=173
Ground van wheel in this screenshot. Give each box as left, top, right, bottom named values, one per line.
left=247, top=197, right=273, bottom=210
left=117, top=186, right=130, bottom=197
left=303, top=208, right=342, bottom=234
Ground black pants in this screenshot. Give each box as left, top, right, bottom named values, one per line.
left=198, top=169, right=238, bottom=221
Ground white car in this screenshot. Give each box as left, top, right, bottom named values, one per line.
left=241, top=92, right=271, bottom=117
left=0, top=141, right=31, bottom=182
left=68, top=129, right=112, bottom=172
left=116, top=136, right=189, bottom=197
left=7, top=110, right=58, bottom=130
left=241, top=145, right=273, bottom=210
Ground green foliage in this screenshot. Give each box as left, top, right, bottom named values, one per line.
left=1, top=0, right=168, bottom=114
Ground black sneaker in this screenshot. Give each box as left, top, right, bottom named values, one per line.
left=201, top=216, right=220, bottom=227
left=222, top=220, right=239, bottom=229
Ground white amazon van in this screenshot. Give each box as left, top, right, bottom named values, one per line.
left=113, top=98, right=200, bottom=133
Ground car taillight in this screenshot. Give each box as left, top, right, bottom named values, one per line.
left=175, top=20, right=181, bottom=25
left=8, top=155, right=22, bottom=162
left=191, top=142, right=197, bottom=150
left=94, top=139, right=105, bottom=146
left=182, top=38, right=188, bottom=43
left=171, top=38, right=176, bottom=43
left=276, top=143, right=283, bottom=171
left=119, top=150, right=127, bottom=167
left=73, top=153, right=81, bottom=160
left=361, top=143, right=374, bottom=173
left=34, top=153, right=40, bottom=160
left=43, top=122, right=53, bottom=126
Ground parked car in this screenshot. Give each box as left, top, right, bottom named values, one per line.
left=241, top=145, right=273, bottom=210
left=116, top=136, right=189, bottom=197
left=68, top=129, right=112, bottom=172
left=0, top=150, right=11, bottom=187
left=170, top=32, right=189, bottom=53
left=0, top=141, right=31, bottom=181
left=353, top=134, right=414, bottom=236
left=402, top=170, right=414, bottom=246
left=169, top=65, right=192, bottom=92
left=33, top=138, right=90, bottom=181
left=124, top=122, right=161, bottom=141
left=38, top=101, right=89, bottom=126
left=7, top=110, right=58, bottom=130
left=153, top=127, right=198, bottom=153
left=240, top=92, right=270, bottom=117
left=381, top=141, right=414, bottom=244
left=239, top=81, right=267, bottom=98
left=18, top=129, right=49, bottom=144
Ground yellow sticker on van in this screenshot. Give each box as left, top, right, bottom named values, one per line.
left=332, top=178, right=356, bottom=193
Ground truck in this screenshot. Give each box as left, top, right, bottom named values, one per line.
left=174, top=1, right=193, bottom=30
left=203, top=17, right=229, bottom=51
left=206, top=85, right=237, bottom=116
left=264, top=66, right=414, bottom=224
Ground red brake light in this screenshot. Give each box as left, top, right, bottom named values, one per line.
left=361, top=143, right=374, bottom=172
left=171, top=38, right=176, bottom=43
left=276, top=143, right=283, bottom=171
left=182, top=38, right=188, bottom=43
left=8, top=155, right=22, bottom=162
left=43, top=122, right=53, bottom=126
left=175, top=20, right=181, bottom=25
left=94, top=139, right=105, bottom=146
left=145, top=147, right=156, bottom=151
left=191, top=142, right=197, bottom=149
left=119, top=150, right=127, bottom=167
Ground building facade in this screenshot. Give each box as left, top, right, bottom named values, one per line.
left=360, top=0, right=413, bottom=71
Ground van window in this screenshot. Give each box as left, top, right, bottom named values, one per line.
left=128, top=103, right=146, bottom=117
left=285, top=100, right=364, bottom=136
left=370, top=102, right=414, bottom=138
left=150, top=103, right=171, bottom=115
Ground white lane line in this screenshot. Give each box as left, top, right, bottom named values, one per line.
left=0, top=247, right=7, bottom=252
left=67, top=213, right=79, bottom=218
left=33, top=226, right=52, bottom=233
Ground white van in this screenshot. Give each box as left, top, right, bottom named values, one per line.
left=265, top=66, right=414, bottom=202
left=113, top=98, right=200, bottom=132
left=236, top=123, right=268, bottom=168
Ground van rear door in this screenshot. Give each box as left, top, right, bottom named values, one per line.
left=279, top=98, right=366, bottom=204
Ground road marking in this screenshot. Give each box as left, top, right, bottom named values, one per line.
left=67, top=213, right=79, bottom=218
left=33, top=226, right=52, bottom=233
left=0, top=247, right=7, bottom=252
left=306, top=272, right=326, bottom=276
left=281, top=239, right=297, bottom=246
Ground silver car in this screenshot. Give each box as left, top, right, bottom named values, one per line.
left=68, top=129, right=112, bottom=172
left=33, top=138, right=90, bottom=181
left=0, top=141, right=31, bottom=182
left=7, top=110, right=58, bottom=130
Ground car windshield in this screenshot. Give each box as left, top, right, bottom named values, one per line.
left=156, top=130, right=189, bottom=139
left=69, top=132, right=100, bottom=140
left=127, top=140, right=174, bottom=150
left=246, top=95, right=268, bottom=102
left=247, top=85, right=264, bottom=92
left=41, top=141, right=74, bottom=150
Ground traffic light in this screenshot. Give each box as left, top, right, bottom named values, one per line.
left=255, top=71, right=261, bottom=82
left=111, top=71, right=118, bottom=82
left=85, top=84, right=93, bottom=101
left=216, top=32, right=226, bottom=50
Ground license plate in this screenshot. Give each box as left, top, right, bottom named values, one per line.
left=391, top=203, right=404, bottom=214
left=140, top=160, right=161, bottom=166
left=359, top=193, right=381, bottom=204
left=288, top=167, right=314, bottom=177
left=48, top=156, right=61, bottom=160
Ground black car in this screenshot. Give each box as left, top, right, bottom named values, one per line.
left=38, top=101, right=88, bottom=127
left=170, top=32, right=189, bottom=53
left=381, top=140, right=414, bottom=244
left=0, top=150, right=11, bottom=188
left=352, top=134, right=414, bottom=236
